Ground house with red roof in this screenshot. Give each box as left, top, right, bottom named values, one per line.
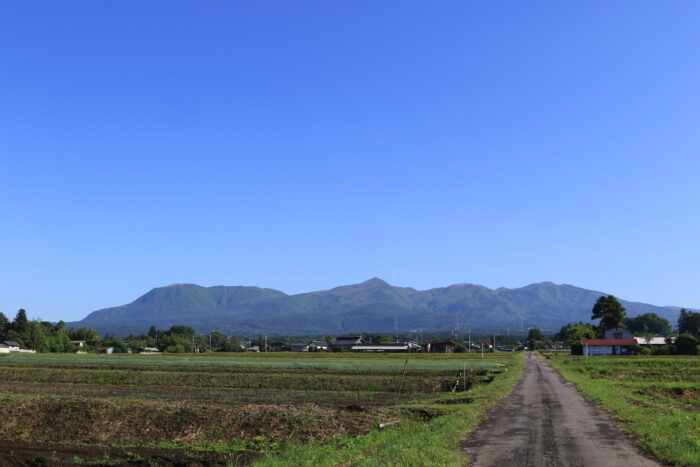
left=581, top=328, right=636, bottom=356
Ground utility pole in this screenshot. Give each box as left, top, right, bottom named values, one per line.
left=209, top=333, right=212, bottom=352
left=394, top=316, right=398, bottom=342
left=265, top=335, right=267, bottom=352
left=468, top=328, right=471, bottom=353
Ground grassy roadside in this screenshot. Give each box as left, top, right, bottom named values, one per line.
left=544, top=354, right=699, bottom=467
left=254, top=353, right=525, bottom=466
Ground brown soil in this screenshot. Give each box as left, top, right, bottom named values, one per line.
left=0, top=396, right=389, bottom=446
left=0, top=440, right=258, bottom=466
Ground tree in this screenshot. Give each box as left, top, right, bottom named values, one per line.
left=12, top=309, right=28, bottom=334
left=101, top=336, right=128, bottom=353
left=591, top=295, right=626, bottom=330
left=675, top=333, right=698, bottom=355
left=47, top=333, right=75, bottom=353
left=566, top=323, right=596, bottom=344
left=677, top=309, right=700, bottom=337
left=623, top=313, right=671, bottom=335
left=23, top=321, right=47, bottom=351
left=0, top=312, right=9, bottom=338
left=527, top=328, right=544, bottom=350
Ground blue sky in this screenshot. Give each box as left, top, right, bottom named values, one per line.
left=1, top=1, right=699, bottom=322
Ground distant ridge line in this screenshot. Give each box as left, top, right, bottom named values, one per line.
left=65, top=278, right=684, bottom=337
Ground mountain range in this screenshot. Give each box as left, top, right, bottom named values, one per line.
left=65, top=278, right=684, bottom=337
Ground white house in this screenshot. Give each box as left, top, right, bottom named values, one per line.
left=308, top=341, right=329, bottom=351
left=0, top=343, right=9, bottom=354
left=2, top=341, right=21, bottom=352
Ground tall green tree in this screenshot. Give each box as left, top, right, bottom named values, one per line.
left=591, top=295, right=626, bottom=330
left=23, top=321, right=47, bottom=351
left=677, top=309, right=700, bottom=337
left=527, top=328, right=544, bottom=350
left=12, top=309, right=28, bottom=334
left=0, top=312, right=9, bottom=338
left=565, top=323, right=596, bottom=346
left=623, top=313, right=671, bottom=335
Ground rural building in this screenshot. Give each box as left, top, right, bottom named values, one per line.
left=291, top=342, right=310, bottom=352
left=71, top=340, right=86, bottom=347
left=245, top=345, right=260, bottom=352
left=634, top=335, right=670, bottom=345
left=604, top=328, right=633, bottom=339
left=291, top=341, right=329, bottom=352
left=351, top=343, right=409, bottom=352
left=308, top=341, right=329, bottom=351
left=268, top=342, right=289, bottom=352
left=0, top=343, right=9, bottom=353
left=332, top=336, right=365, bottom=350
left=581, top=328, right=635, bottom=356
left=142, top=347, right=160, bottom=353
left=96, top=347, right=115, bottom=354
left=425, top=341, right=454, bottom=353
left=2, top=341, right=21, bottom=352
left=580, top=339, right=636, bottom=356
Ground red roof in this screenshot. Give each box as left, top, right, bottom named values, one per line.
left=581, top=339, right=637, bottom=346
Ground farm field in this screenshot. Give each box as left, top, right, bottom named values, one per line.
left=0, top=351, right=523, bottom=466
left=544, top=353, right=699, bottom=467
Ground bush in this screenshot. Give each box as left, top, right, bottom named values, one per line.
left=675, top=334, right=698, bottom=355
left=651, top=345, right=671, bottom=355
left=165, top=344, right=186, bottom=353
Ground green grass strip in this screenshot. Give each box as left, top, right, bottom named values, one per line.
left=547, top=355, right=699, bottom=467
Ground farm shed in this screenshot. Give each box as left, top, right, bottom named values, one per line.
left=332, top=336, right=365, bottom=350
left=0, top=343, right=9, bottom=353
left=634, top=335, right=669, bottom=345
left=350, top=344, right=410, bottom=353
left=291, top=343, right=310, bottom=352
left=580, top=338, right=636, bottom=356
left=425, top=341, right=454, bottom=353
left=2, top=341, right=21, bottom=352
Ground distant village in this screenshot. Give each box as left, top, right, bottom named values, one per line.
left=1, top=300, right=698, bottom=355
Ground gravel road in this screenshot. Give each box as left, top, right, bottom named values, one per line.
left=462, top=352, right=661, bottom=467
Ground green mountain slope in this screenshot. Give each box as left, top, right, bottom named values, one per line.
left=67, top=279, right=683, bottom=336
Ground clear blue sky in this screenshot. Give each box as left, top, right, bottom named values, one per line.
left=1, top=1, right=699, bottom=322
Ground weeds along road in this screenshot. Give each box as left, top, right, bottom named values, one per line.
left=462, top=352, right=660, bottom=467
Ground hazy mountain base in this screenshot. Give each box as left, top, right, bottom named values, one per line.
left=65, top=278, right=682, bottom=337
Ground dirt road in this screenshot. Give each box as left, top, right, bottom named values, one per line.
left=462, top=352, right=660, bottom=467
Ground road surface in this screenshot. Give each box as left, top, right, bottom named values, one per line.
left=462, top=352, right=660, bottom=467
